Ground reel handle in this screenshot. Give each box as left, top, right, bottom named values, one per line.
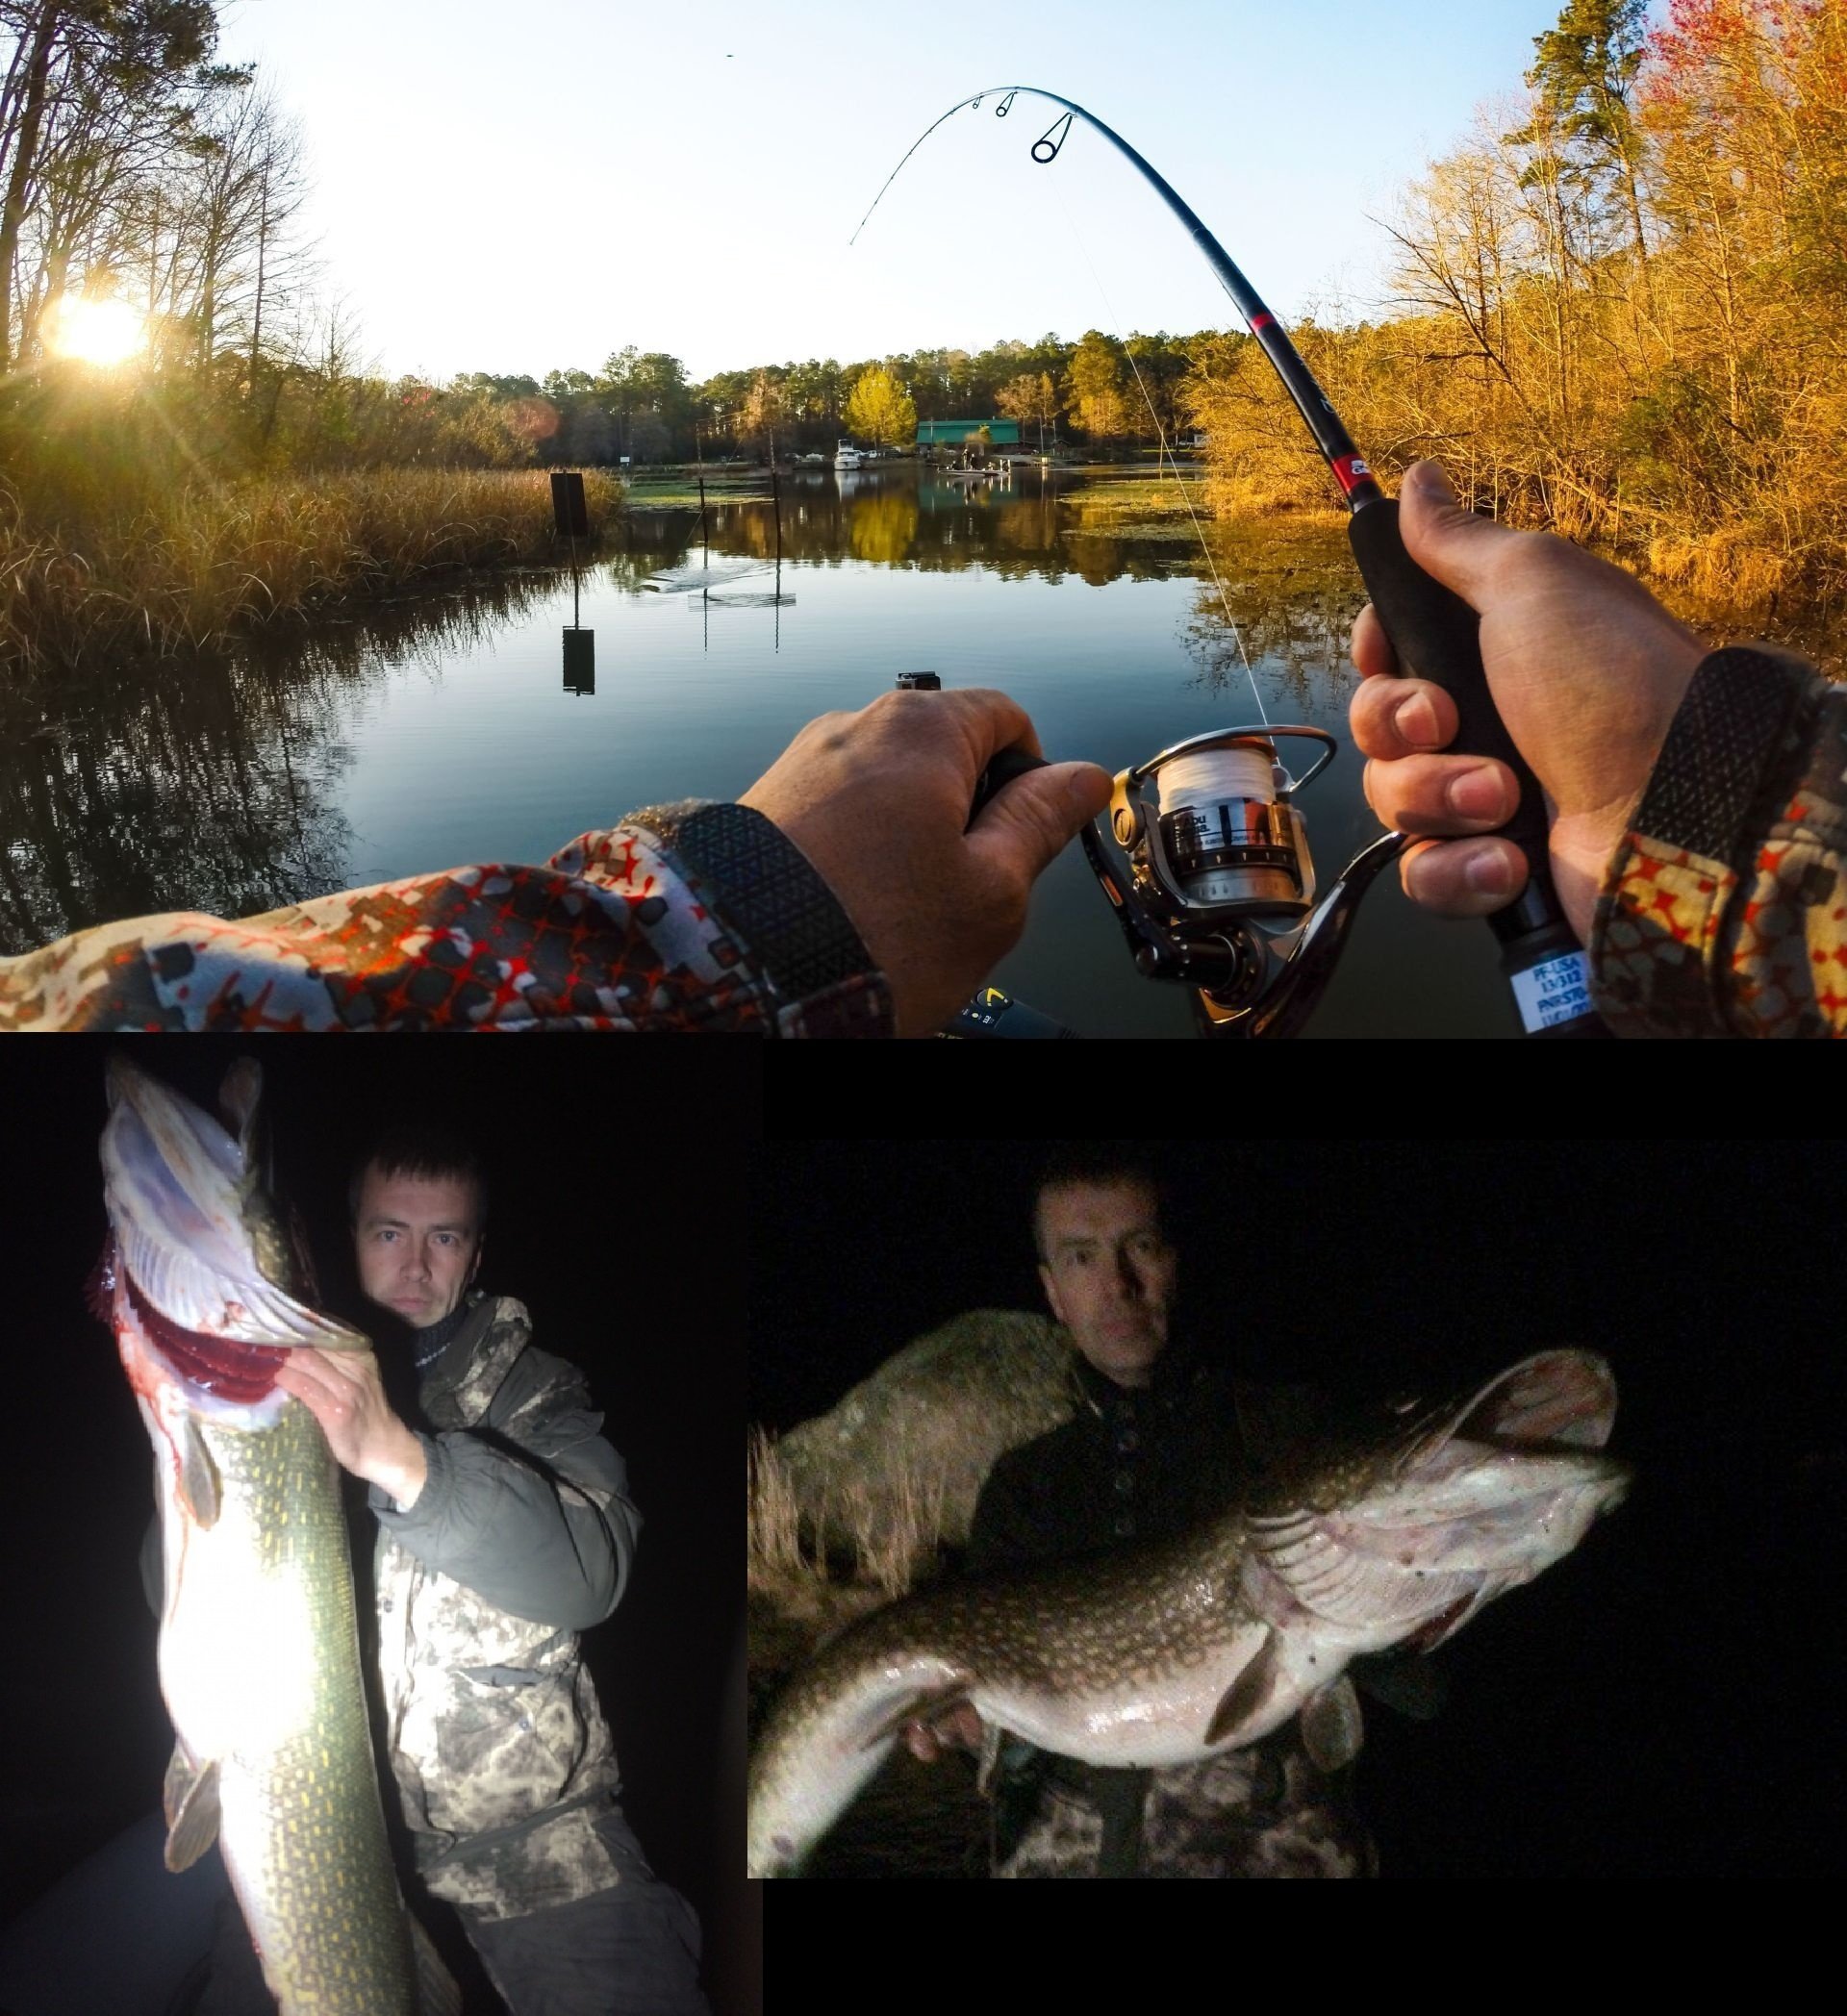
left=968, top=744, right=1049, bottom=827
left=1347, top=500, right=1608, bottom=1036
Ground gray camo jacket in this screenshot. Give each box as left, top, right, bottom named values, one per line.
left=370, top=1292, right=642, bottom=1919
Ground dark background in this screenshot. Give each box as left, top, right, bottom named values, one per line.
left=0, top=1041, right=754, bottom=2013
left=755, top=1138, right=1842, bottom=1880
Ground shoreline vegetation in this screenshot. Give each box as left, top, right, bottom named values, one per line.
left=5, top=0, right=1844, bottom=681
left=1, top=466, right=623, bottom=672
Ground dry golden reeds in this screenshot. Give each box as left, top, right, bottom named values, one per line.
left=0, top=467, right=621, bottom=678
left=747, top=1427, right=951, bottom=1606
left=1645, top=531, right=1796, bottom=608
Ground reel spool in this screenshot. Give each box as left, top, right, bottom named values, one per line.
left=1109, top=724, right=1335, bottom=925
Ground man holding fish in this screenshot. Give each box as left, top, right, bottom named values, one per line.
left=118, top=1064, right=709, bottom=2012
left=902, top=1147, right=1376, bottom=1878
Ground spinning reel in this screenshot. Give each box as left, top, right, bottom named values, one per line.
left=1081, top=725, right=1406, bottom=1037
left=949, top=704, right=1408, bottom=1039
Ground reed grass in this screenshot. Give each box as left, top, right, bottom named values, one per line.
left=0, top=467, right=622, bottom=677
left=1644, top=530, right=1796, bottom=608
left=747, top=1425, right=951, bottom=1633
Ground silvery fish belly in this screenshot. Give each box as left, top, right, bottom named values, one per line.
left=747, top=1349, right=1630, bottom=1877
left=97, top=1056, right=430, bottom=2015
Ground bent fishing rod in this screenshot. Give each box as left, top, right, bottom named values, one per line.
left=858, top=87, right=1607, bottom=1040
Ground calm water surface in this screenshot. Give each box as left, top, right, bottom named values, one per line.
left=4, top=466, right=1538, bottom=1035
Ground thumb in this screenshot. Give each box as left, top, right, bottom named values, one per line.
left=967, top=761, right=1112, bottom=880
left=1398, top=460, right=1518, bottom=610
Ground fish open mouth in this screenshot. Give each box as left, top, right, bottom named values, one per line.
left=98, top=1235, right=291, bottom=1403
left=1390, top=1350, right=1627, bottom=1652
left=1408, top=1348, right=1619, bottom=1465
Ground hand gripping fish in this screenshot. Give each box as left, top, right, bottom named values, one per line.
left=95, top=1055, right=456, bottom=2015
left=748, top=1349, right=1630, bottom=1877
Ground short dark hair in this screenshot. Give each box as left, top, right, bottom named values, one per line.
left=1030, top=1146, right=1172, bottom=1264
left=348, top=1123, right=488, bottom=1235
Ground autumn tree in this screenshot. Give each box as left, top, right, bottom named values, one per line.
left=742, top=367, right=787, bottom=461
left=844, top=364, right=916, bottom=449
left=1065, top=330, right=1129, bottom=442
left=996, top=368, right=1058, bottom=449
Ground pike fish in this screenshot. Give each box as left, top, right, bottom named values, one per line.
left=95, top=1056, right=452, bottom=2015
left=748, top=1349, right=1629, bottom=1877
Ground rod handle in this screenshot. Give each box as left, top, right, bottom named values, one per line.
left=1347, top=499, right=1552, bottom=878
left=1347, top=499, right=1608, bottom=1035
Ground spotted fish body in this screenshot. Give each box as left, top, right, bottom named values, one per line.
left=98, top=1056, right=447, bottom=2014
left=748, top=1350, right=1629, bottom=1877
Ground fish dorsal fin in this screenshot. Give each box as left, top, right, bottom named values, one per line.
left=1299, top=1674, right=1365, bottom=1771
left=1206, top=1628, right=1288, bottom=1747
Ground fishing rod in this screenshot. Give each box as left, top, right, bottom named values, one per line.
left=857, top=87, right=1607, bottom=1040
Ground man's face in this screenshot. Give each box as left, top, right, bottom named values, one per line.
left=353, top=1165, right=483, bottom=1329
left=1036, top=1177, right=1177, bottom=1390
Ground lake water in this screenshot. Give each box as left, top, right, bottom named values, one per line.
left=2, top=464, right=1544, bottom=1036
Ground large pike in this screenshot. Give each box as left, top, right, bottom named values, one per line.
left=748, top=1349, right=1629, bottom=1877
left=95, top=1056, right=450, bottom=2014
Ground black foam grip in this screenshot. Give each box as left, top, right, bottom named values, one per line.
left=1347, top=500, right=1550, bottom=876
left=968, top=746, right=1049, bottom=827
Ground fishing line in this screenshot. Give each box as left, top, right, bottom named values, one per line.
left=1041, top=163, right=1270, bottom=728
left=852, top=85, right=1608, bottom=1038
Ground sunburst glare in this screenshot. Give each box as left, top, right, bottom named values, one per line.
left=45, top=295, right=146, bottom=366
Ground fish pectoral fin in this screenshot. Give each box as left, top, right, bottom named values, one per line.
left=174, top=1415, right=221, bottom=1530
left=1299, top=1674, right=1366, bottom=1772
left=409, top=1911, right=462, bottom=2016
left=1206, top=1629, right=1288, bottom=1747
left=162, top=1746, right=221, bottom=1872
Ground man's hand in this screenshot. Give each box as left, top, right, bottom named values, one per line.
left=901, top=1701, right=986, bottom=1764
left=741, top=687, right=1111, bottom=1038
left=275, top=1346, right=428, bottom=1509
left=1349, top=460, right=1708, bottom=940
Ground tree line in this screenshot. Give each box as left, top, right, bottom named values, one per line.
left=1190, top=0, right=1847, bottom=601
left=8, top=0, right=1844, bottom=606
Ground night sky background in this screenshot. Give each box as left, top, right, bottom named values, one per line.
left=757, top=1139, right=1842, bottom=1881
left=0, top=1042, right=755, bottom=2013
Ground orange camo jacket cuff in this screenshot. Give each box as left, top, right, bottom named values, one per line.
left=0, top=802, right=895, bottom=1034
left=1591, top=645, right=1847, bottom=1037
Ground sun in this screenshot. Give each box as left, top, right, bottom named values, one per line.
left=45, top=295, right=146, bottom=366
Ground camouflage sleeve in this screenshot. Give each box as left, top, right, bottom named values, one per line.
left=0, top=801, right=894, bottom=1035
left=374, top=1351, right=641, bottom=1631
left=1591, top=646, right=1847, bottom=1036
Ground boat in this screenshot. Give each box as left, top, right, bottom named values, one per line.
left=833, top=441, right=868, bottom=469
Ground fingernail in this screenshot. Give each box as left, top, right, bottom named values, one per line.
left=1068, top=767, right=1109, bottom=818
left=1405, top=461, right=1455, bottom=505
left=1393, top=694, right=1440, bottom=748
left=1464, top=849, right=1511, bottom=896
left=1447, top=767, right=1505, bottom=820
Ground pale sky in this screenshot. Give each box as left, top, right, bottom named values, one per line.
left=214, top=0, right=1588, bottom=386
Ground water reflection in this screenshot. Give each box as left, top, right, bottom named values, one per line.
left=0, top=468, right=1467, bottom=1029
left=0, top=573, right=566, bottom=953
left=0, top=466, right=1367, bottom=962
